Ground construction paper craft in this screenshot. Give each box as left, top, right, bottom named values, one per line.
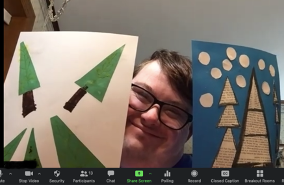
left=4, top=32, right=138, bottom=168
left=4, top=129, right=27, bottom=161
left=64, top=45, right=125, bottom=112
left=192, top=41, right=281, bottom=168
left=24, top=128, right=42, bottom=168
left=19, top=42, right=41, bottom=117
left=280, top=104, right=284, bottom=145
left=50, top=116, right=104, bottom=167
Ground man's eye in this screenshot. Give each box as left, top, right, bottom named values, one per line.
left=164, top=108, right=182, bottom=117
left=137, top=92, right=150, bottom=99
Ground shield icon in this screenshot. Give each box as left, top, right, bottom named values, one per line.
left=54, top=170, right=60, bottom=177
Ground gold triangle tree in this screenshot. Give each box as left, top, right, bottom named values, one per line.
left=212, top=78, right=239, bottom=168
left=233, top=69, right=272, bottom=167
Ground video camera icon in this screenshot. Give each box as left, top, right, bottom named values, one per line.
left=25, top=171, right=33, bottom=176
left=135, top=170, right=143, bottom=177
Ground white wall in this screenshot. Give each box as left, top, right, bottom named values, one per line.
left=54, top=0, right=284, bottom=98
left=31, top=0, right=54, bottom=31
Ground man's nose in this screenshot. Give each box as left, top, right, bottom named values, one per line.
left=141, top=105, right=160, bottom=127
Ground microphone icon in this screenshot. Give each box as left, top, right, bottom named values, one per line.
left=0, top=170, right=3, bottom=177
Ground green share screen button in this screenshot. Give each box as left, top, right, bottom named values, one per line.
left=127, top=170, right=152, bottom=183
left=135, top=171, right=143, bottom=177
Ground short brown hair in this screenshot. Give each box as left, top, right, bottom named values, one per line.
left=133, top=49, right=192, bottom=107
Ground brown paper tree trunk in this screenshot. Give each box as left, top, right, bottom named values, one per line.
left=63, top=86, right=88, bottom=112
left=22, top=90, right=36, bottom=117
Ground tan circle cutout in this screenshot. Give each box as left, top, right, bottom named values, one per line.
left=258, top=59, right=265, bottom=70
left=211, top=68, right=222, bottom=79
left=198, top=52, right=210, bottom=65
left=236, top=75, right=246, bottom=88
left=222, top=59, right=232, bottom=71
left=239, top=54, right=250, bottom=68
left=226, top=47, right=237, bottom=60
left=199, top=93, right=214, bottom=108
left=269, top=65, right=275, bottom=77
left=262, top=81, right=270, bottom=95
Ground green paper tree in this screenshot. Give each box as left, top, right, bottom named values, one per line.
left=18, top=42, right=40, bottom=117
left=64, top=45, right=125, bottom=112
left=24, top=128, right=42, bottom=168
left=50, top=116, right=105, bottom=167
left=4, top=128, right=27, bottom=161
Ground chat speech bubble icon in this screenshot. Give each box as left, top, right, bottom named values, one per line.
left=108, top=170, right=114, bottom=177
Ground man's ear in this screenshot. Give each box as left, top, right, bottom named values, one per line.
left=186, top=124, right=192, bottom=141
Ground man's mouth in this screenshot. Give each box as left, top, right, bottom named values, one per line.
left=130, top=121, right=162, bottom=138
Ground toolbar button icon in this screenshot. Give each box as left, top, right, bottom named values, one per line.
left=191, top=170, right=198, bottom=177
left=54, top=170, right=60, bottom=177
left=256, top=170, right=263, bottom=177
left=80, top=171, right=88, bottom=177
left=25, top=171, right=33, bottom=176
left=108, top=170, right=114, bottom=177
left=135, top=170, right=143, bottom=177
left=221, top=170, right=229, bottom=177
left=164, top=170, right=171, bottom=177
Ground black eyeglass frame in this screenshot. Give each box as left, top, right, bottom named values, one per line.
left=129, top=83, right=193, bottom=130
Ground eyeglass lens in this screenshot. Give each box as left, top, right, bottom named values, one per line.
left=129, top=85, right=188, bottom=129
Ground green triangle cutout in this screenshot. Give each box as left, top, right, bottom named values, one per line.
left=75, top=45, right=125, bottom=102
left=24, top=128, right=42, bottom=168
left=50, top=116, right=105, bottom=168
left=4, top=128, right=27, bottom=161
left=18, top=42, right=40, bottom=95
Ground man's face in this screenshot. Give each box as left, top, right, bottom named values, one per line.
left=122, top=61, right=191, bottom=168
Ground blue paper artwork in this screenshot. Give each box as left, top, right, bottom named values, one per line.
left=192, top=41, right=281, bottom=168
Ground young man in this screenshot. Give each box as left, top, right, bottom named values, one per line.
left=121, top=49, right=193, bottom=168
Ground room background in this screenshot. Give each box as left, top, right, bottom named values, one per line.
left=29, top=0, right=284, bottom=154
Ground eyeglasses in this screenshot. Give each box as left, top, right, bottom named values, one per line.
left=129, top=84, right=193, bottom=130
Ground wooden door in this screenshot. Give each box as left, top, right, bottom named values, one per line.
left=4, top=0, right=35, bottom=82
